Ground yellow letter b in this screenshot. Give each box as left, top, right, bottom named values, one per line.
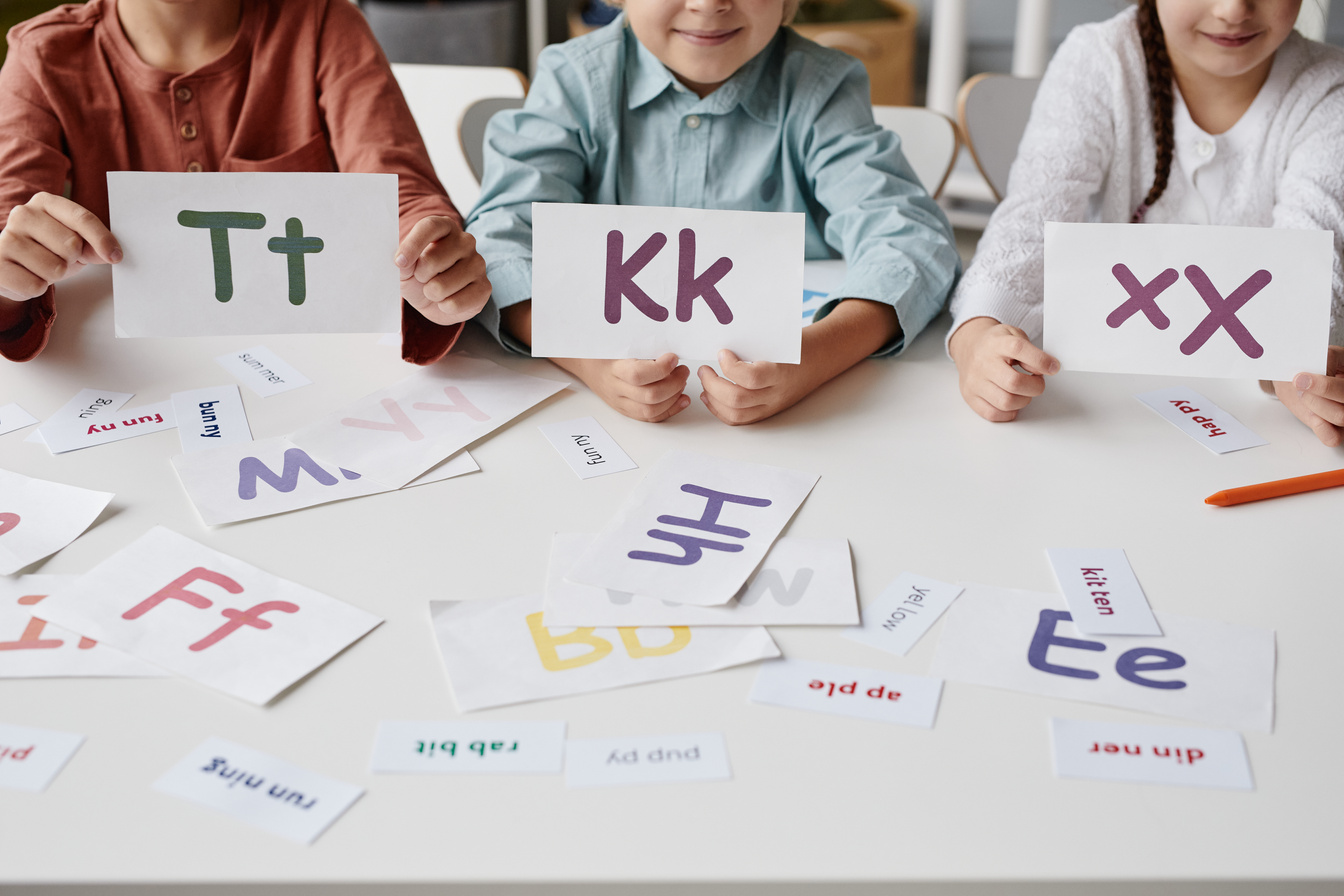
left=526, top=612, right=613, bottom=671
left=618, top=626, right=692, bottom=657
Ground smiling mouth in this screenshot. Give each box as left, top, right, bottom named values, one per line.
left=676, top=28, right=742, bottom=46
left=1203, top=31, right=1262, bottom=48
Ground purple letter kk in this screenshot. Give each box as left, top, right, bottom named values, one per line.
left=605, top=230, right=669, bottom=324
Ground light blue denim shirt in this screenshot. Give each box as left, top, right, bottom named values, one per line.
left=466, top=16, right=960, bottom=356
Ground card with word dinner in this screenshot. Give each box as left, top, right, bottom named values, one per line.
left=0, top=468, right=113, bottom=576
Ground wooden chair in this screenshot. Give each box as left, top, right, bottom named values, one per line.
left=870, top=105, right=959, bottom=199
left=955, top=73, right=1041, bottom=202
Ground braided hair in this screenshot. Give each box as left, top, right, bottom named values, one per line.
left=1133, top=0, right=1175, bottom=223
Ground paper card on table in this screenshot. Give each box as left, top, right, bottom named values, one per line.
left=0, top=722, right=85, bottom=793
left=531, top=202, right=804, bottom=363
left=842, top=572, right=963, bottom=657
left=802, top=259, right=847, bottom=324
left=172, top=386, right=252, bottom=453
left=565, top=450, right=819, bottom=606
left=564, top=732, right=731, bottom=789
left=1050, top=717, right=1253, bottom=791
left=289, top=355, right=567, bottom=488
left=929, top=584, right=1275, bottom=732
left=1134, top=387, right=1268, bottom=454
left=215, top=345, right=312, bottom=397
left=370, top=721, right=566, bottom=774
left=750, top=659, right=942, bottom=728
left=29, top=388, right=133, bottom=443
left=537, top=416, right=637, bottom=479
left=429, top=593, right=779, bottom=712
left=152, top=736, right=363, bottom=844
left=403, top=451, right=478, bottom=487
left=109, top=171, right=399, bottom=337
left=1046, top=548, right=1161, bottom=636
left=545, top=534, right=857, bottom=626
left=0, top=576, right=166, bottom=678
left=40, top=400, right=176, bottom=454
left=0, top=468, right=113, bottom=575
left=33, top=527, right=381, bottom=705
left=0, top=403, right=38, bottom=437
left=1043, top=222, right=1330, bottom=381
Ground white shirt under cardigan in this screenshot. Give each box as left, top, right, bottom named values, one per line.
left=949, top=6, right=1344, bottom=348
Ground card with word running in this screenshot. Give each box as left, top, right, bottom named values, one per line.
left=33, top=527, right=381, bottom=705
left=110, top=172, right=400, bottom=337
left=1044, top=222, right=1330, bottom=380
left=531, top=203, right=804, bottom=363
left=565, top=450, right=819, bottom=607
left=0, top=468, right=113, bottom=575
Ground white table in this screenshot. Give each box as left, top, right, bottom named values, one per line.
left=2, top=269, right=1341, bottom=893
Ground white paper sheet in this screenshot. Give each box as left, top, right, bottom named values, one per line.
left=1046, top=548, right=1162, bottom=636
left=429, top=593, right=779, bottom=712
left=1044, top=222, right=1331, bottom=380
left=565, top=450, right=819, bottom=606
left=843, top=572, right=963, bottom=657
left=544, top=534, right=857, bottom=626
left=370, top=721, right=566, bottom=774
left=172, top=386, right=252, bottom=453
left=1134, top=387, right=1268, bottom=454
left=537, top=416, right=638, bottom=479
left=215, top=346, right=312, bottom=397
left=929, top=584, right=1275, bottom=732
left=564, top=732, right=732, bottom=789
left=40, top=400, right=176, bottom=454
left=29, top=388, right=133, bottom=444
left=1050, top=717, right=1253, bottom=791
left=34, top=527, right=381, bottom=705
left=0, top=722, right=85, bottom=793
left=110, top=171, right=399, bottom=337
left=749, top=659, right=943, bottom=728
left=0, top=468, right=113, bottom=575
left=0, top=403, right=38, bottom=437
left=531, top=203, right=804, bottom=363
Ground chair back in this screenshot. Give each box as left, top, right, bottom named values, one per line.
left=461, top=96, right=527, bottom=184
left=956, top=73, right=1041, bottom=202
left=870, top=105, right=959, bottom=199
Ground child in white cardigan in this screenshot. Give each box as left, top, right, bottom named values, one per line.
left=948, top=0, right=1344, bottom=445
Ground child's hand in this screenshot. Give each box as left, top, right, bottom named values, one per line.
left=557, top=352, right=691, bottom=422
left=1272, top=345, right=1344, bottom=447
left=395, top=215, right=491, bottom=326
left=0, top=192, right=122, bottom=302
left=697, top=349, right=813, bottom=426
left=949, top=316, right=1059, bottom=421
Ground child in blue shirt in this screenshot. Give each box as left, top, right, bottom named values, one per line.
left=467, top=0, right=959, bottom=424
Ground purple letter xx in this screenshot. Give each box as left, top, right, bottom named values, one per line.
left=1107, top=264, right=1178, bottom=330
left=1179, top=265, right=1270, bottom=358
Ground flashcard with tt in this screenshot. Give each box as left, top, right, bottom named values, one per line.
left=531, top=203, right=804, bottom=363
left=1134, top=387, right=1267, bottom=454
left=565, top=450, right=819, bottom=607
left=0, top=468, right=113, bottom=575
left=564, top=732, right=731, bottom=789
left=843, top=572, right=962, bottom=657
left=537, top=416, right=637, bottom=479
left=153, top=736, right=363, bottom=844
left=1046, top=548, right=1161, bottom=636
left=33, top=527, right=381, bottom=705
left=172, top=385, right=252, bottom=453
left=1050, top=718, right=1253, bottom=790
left=370, top=721, right=566, bottom=775
left=0, top=722, right=85, bottom=793
left=750, top=658, right=943, bottom=728
left=1044, top=222, right=1330, bottom=380
left=110, top=172, right=400, bottom=337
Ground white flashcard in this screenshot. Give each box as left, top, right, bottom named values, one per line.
left=1050, top=718, right=1253, bottom=791
left=172, top=386, right=252, bottom=453
left=0, top=576, right=166, bottom=678
left=1134, top=387, right=1268, bottom=454
left=289, top=355, right=567, bottom=488
left=544, top=534, right=857, bottom=627
left=802, top=259, right=847, bottom=324
left=537, top=416, right=637, bottom=479
left=1044, top=222, right=1330, bottom=381
left=29, top=388, right=133, bottom=443
left=34, top=527, right=381, bottom=705
left=110, top=172, right=399, bottom=337
left=0, top=403, right=38, bottom=436
left=0, top=722, right=85, bottom=793
left=531, top=203, right=804, bottom=363
left=40, top=400, right=176, bottom=454
left=215, top=345, right=312, bottom=397
left=750, top=658, right=942, bottom=728
left=152, top=736, right=363, bottom=844
left=843, top=572, right=963, bottom=657
left=429, top=594, right=779, bottom=712
left=564, top=732, right=731, bottom=789
left=565, top=450, right=819, bottom=607
left=1046, top=548, right=1162, bottom=637
left=403, top=451, right=479, bottom=487
left=370, top=721, right=566, bottom=775
left=929, top=584, right=1275, bottom=732
left=0, top=468, right=113, bottom=575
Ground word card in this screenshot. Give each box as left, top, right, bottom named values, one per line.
left=0, top=576, right=165, bottom=678
left=537, top=416, right=637, bottom=479
left=40, top=400, right=176, bottom=454
left=370, top=721, right=566, bottom=774
left=929, top=584, right=1275, bottom=731
left=1046, top=548, right=1161, bottom=636
left=565, top=450, right=818, bottom=606
left=1134, top=387, right=1267, bottom=454
left=29, top=388, right=132, bottom=444
left=215, top=346, right=312, bottom=398
left=750, top=658, right=942, bottom=728
left=0, top=468, right=113, bottom=575
left=564, top=732, right=731, bottom=789
left=172, top=385, right=252, bottom=452
left=0, top=722, right=85, bottom=793
left=1044, top=222, right=1330, bottom=380
left=289, top=355, right=567, bottom=488
left=34, top=527, right=381, bottom=705
left=110, top=172, right=400, bottom=337
left=0, top=403, right=37, bottom=437
left=843, top=572, right=962, bottom=656
left=1050, top=718, right=1253, bottom=791
left=429, top=593, right=779, bottom=712
left=153, top=737, right=363, bottom=844
left=545, top=534, right=857, bottom=626
left=531, top=203, right=804, bottom=363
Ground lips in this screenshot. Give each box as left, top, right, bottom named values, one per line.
left=676, top=28, right=742, bottom=46
left=1203, top=31, right=1261, bottom=48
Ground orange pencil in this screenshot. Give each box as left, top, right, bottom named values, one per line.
left=1205, top=467, right=1344, bottom=506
